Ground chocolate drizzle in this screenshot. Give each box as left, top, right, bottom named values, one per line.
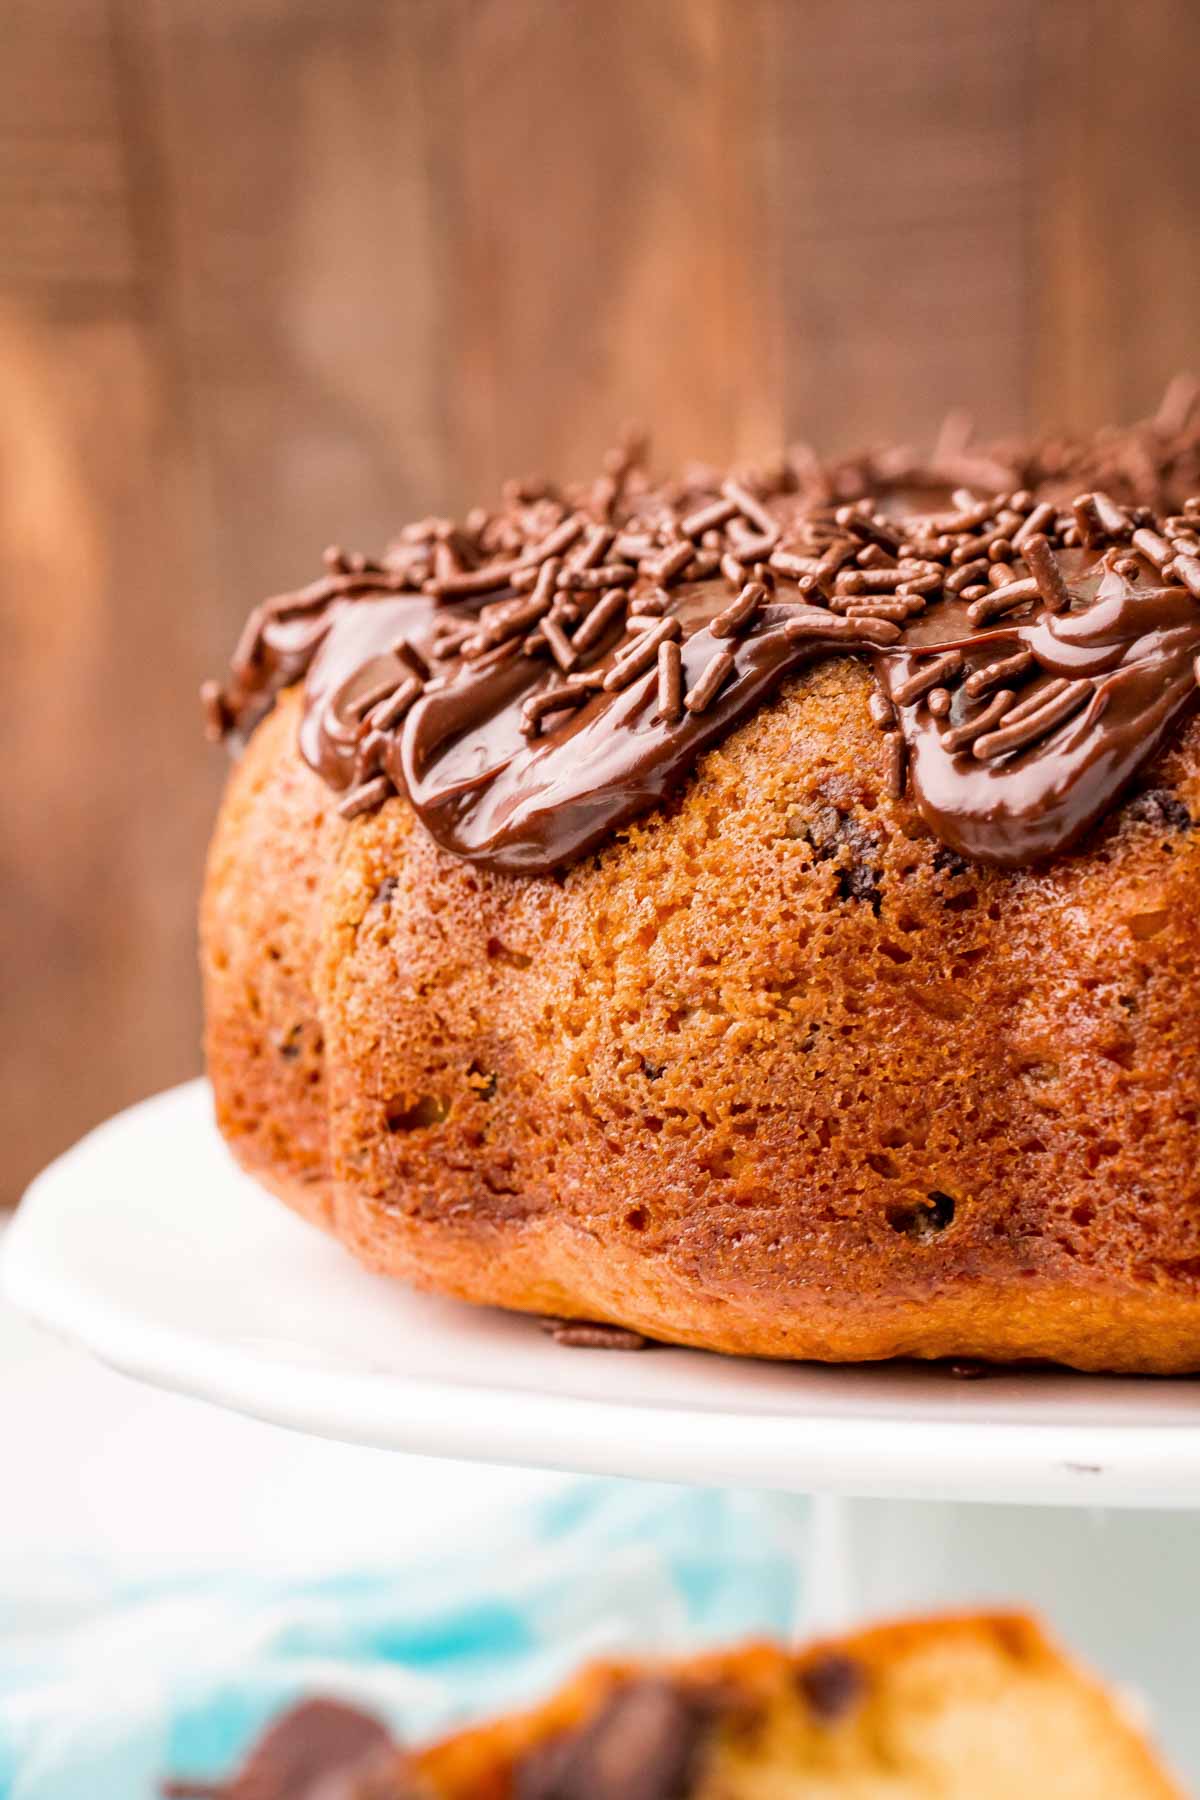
left=210, top=406, right=1200, bottom=878
left=879, top=557, right=1200, bottom=865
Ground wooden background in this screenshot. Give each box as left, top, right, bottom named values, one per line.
left=5, top=0, right=1200, bottom=1206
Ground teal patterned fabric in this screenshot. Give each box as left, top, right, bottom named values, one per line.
left=0, top=1483, right=806, bottom=1799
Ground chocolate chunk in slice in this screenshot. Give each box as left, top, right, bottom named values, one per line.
left=163, top=1698, right=396, bottom=1800
left=795, top=1651, right=867, bottom=1723
left=517, top=1678, right=714, bottom=1800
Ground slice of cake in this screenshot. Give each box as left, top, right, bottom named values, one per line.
left=167, top=1613, right=1182, bottom=1797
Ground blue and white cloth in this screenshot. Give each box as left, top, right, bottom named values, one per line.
left=0, top=1482, right=808, bottom=1800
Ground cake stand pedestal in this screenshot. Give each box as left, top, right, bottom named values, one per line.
left=6, top=1080, right=1200, bottom=1778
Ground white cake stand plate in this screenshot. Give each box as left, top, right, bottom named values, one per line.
left=6, top=1080, right=1200, bottom=1506
left=6, top=1083, right=1200, bottom=1777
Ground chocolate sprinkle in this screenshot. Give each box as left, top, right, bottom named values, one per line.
left=657, top=639, right=684, bottom=724
left=539, top=1317, right=650, bottom=1350
left=1172, top=552, right=1200, bottom=598
left=200, top=678, right=229, bottom=743
left=602, top=616, right=679, bottom=692
left=710, top=581, right=766, bottom=639
left=892, top=651, right=965, bottom=707
left=337, top=776, right=392, bottom=822
left=965, top=577, right=1039, bottom=626
left=884, top=733, right=907, bottom=799
left=684, top=648, right=735, bottom=715
left=1023, top=534, right=1071, bottom=614
left=939, top=689, right=1015, bottom=753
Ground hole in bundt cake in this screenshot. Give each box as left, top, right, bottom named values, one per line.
left=641, top=1059, right=666, bottom=1080
left=370, top=875, right=399, bottom=908
left=625, top=1205, right=649, bottom=1232
left=887, top=1191, right=956, bottom=1240
left=386, top=1094, right=451, bottom=1132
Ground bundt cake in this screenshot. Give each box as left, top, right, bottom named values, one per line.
left=166, top=1612, right=1182, bottom=1797
left=201, top=398, right=1200, bottom=1372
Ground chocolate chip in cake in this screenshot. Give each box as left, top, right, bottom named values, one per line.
left=516, top=1679, right=712, bottom=1800
left=796, top=1652, right=867, bottom=1723
left=802, top=805, right=884, bottom=913
left=836, top=858, right=883, bottom=910
left=1126, top=788, right=1194, bottom=832
left=933, top=844, right=971, bottom=878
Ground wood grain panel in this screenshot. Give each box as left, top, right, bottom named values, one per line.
left=1031, top=0, right=1200, bottom=430
left=1, top=4, right=208, bottom=1207
left=1, top=0, right=138, bottom=293
left=445, top=0, right=781, bottom=490
left=144, top=0, right=455, bottom=607
left=768, top=0, right=1038, bottom=449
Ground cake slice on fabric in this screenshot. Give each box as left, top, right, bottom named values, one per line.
left=169, top=1613, right=1182, bottom=1798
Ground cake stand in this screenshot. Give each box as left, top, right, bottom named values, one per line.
left=6, top=1080, right=1200, bottom=1778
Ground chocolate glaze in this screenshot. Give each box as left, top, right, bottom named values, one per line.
left=880, top=558, right=1200, bottom=866
left=214, top=450, right=1200, bottom=879
left=396, top=596, right=887, bottom=872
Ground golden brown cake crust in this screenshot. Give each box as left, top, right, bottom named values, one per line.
left=201, top=691, right=342, bottom=1228
left=202, top=651, right=1200, bottom=1372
